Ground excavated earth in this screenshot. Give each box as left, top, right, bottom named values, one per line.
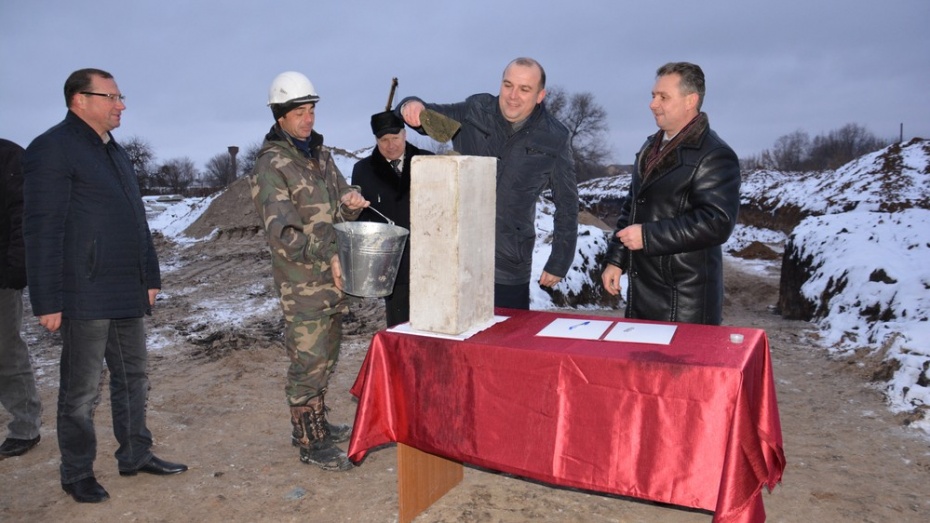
left=2, top=178, right=928, bottom=522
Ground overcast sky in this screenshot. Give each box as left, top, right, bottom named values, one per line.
left=2, top=0, right=928, bottom=170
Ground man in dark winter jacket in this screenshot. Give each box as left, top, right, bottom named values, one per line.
left=601, top=62, right=740, bottom=325
left=0, top=138, right=42, bottom=460
left=23, top=68, right=187, bottom=503
left=352, top=111, right=433, bottom=327
left=398, top=57, right=578, bottom=310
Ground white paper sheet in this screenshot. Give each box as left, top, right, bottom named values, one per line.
left=536, top=318, right=614, bottom=340
left=387, top=315, right=509, bottom=341
left=603, top=322, right=677, bottom=345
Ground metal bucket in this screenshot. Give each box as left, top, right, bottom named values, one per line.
left=334, top=221, right=409, bottom=298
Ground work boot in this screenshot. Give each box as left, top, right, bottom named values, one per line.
left=291, top=393, right=352, bottom=445
left=291, top=405, right=312, bottom=448
left=325, top=419, right=351, bottom=444
left=291, top=407, right=351, bottom=445
left=321, top=394, right=352, bottom=444
left=290, top=402, right=353, bottom=471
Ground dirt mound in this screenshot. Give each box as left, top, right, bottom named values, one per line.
left=578, top=210, right=611, bottom=231
left=730, top=240, right=780, bottom=260
left=184, top=177, right=262, bottom=239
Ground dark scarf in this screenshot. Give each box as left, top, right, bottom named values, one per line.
left=264, top=124, right=324, bottom=159
left=641, top=112, right=709, bottom=181
left=287, top=132, right=315, bottom=158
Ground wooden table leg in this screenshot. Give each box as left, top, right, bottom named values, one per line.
left=397, top=443, right=464, bottom=523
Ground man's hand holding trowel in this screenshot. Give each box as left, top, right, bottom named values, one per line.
left=398, top=100, right=461, bottom=144
left=399, top=100, right=425, bottom=127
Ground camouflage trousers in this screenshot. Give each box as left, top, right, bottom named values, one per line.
left=285, top=313, right=343, bottom=406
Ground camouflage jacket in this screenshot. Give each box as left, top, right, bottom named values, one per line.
left=250, top=125, right=361, bottom=322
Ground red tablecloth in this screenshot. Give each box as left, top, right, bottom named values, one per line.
left=348, top=309, right=785, bottom=523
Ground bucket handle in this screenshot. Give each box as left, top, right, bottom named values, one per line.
left=344, top=202, right=395, bottom=226
left=367, top=206, right=395, bottom=225
left=339, top=202, right=394, bottom=225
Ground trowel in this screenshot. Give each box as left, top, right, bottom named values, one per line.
left=385, top=77, right=461, bottom=143
left=419, top=107, right=461, bottom=143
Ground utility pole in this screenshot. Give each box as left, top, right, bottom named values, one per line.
left=227, top=145, right=239, bottom=186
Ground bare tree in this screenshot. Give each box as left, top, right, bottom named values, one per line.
left=122, top=136, right=156, bottom=192
left=238, top=142, right=262, bottom=177
left=546, top=86, right=612, bottom=181
left=545, top=87, right=567, bottom=117
left=765, top=130, right=810, bottom=171
left=155, top=157, right=197, bottom=194
left=806, top=123, right=889, bottom=170
left=740, top=154, right=767, bottom=171
left=203, top=152, right=237, bottom=189
left=759, top=124, right=889, bottom=172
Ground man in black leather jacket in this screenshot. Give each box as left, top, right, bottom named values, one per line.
left=601, top=62, right=740, bottom=325
left=398, top=57, right=578, bottom=310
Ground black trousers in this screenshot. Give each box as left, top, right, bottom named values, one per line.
left=384, top=283, right=410, bottom=328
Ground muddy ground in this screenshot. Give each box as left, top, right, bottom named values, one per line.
left=2, top=211, right=929, bottom=522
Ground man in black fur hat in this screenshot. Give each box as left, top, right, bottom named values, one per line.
left=351, top=111, right=432, bottom=327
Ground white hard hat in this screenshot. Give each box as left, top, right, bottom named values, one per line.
left=267, top=71, right=320, bottom=106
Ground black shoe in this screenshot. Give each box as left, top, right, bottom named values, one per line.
left=119, top=455, right=188, bottom=476
left=0, top=435, right=41, bottom=458
left=62, top=477, right=110, bottom=503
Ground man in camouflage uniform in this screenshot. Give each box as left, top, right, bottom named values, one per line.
left=250, top=71, right=368, bottom=471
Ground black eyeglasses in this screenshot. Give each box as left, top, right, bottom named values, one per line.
left=80, top=91, right=126, bottom=102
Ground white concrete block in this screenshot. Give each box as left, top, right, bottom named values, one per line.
left=409, top=155, right=496, bottom=335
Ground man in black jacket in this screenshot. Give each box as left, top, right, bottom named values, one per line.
left=601, top=62, right=740, bottom=325
left=0, top=138, right=42, bottom=460
left=398, top=57, right=578, bottom=310
left=351, top=111, right=433, bottom=326
left=23, top=68, right=187, bottom=503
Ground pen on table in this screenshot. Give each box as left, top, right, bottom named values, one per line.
left=568, top=321, right=591, bottom=330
